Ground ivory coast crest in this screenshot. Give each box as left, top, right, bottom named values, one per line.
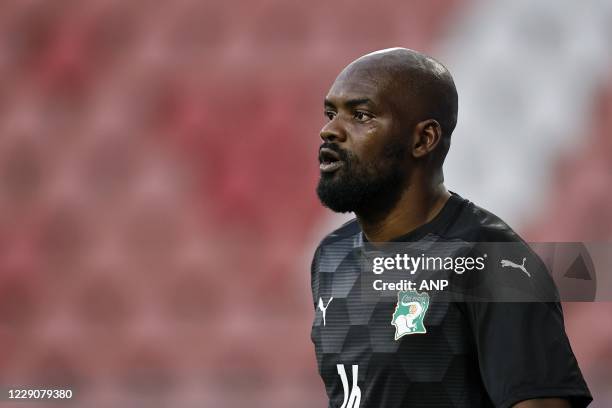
left=391, top=290, right=430, bottom=340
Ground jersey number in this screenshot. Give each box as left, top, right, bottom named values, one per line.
left=336, top=364, right=361, bottom=408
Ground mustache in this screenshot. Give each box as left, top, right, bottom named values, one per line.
left=319, top=143, right=350, bottom=162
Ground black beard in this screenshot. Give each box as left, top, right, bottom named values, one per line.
left=316, top=143, right=408, bottom=214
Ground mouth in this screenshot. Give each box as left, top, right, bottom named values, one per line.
left=319, top=148, right=344, bottom=173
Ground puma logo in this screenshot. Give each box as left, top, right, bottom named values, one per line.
left=318, top=297, right=334, bottom=326
left=500, top=257, right=531, bottom=277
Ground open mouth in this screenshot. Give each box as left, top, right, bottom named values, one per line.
left=319, top=148, right=344, bottom=173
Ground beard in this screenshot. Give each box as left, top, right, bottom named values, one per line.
left=316, top=141, right=409, bottom=214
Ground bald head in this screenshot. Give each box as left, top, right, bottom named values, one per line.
left=336, top=48, right=458, bottom=160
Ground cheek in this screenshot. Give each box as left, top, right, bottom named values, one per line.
left=350, top=124, right=395, bottom=162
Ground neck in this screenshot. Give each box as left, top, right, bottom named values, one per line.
left=356, top=173, right=450, bottom=242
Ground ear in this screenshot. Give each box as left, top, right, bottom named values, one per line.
left=412, top=119, right=442, bottom=159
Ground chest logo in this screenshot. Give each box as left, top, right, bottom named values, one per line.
left=500, top=257, right=531, bottom=277
left=318, top=297, right=334, bottom=326
left=391, top=290, right=429, bottom=340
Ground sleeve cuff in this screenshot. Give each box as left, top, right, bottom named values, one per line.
left=498, top=387, right=593, bottom=408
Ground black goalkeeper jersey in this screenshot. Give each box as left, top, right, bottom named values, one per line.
left=310, top=193, right=592, bottom=408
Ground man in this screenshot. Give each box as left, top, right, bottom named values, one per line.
left=311, top=48, right=591, bottom=407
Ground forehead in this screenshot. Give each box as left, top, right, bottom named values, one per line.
left=325, top=65, right=393, bottom=106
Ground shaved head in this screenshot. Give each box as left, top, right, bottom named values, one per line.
left=336, top=48, right=458, bottom=160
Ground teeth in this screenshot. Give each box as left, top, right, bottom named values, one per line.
left=320, top=161, right=343, bottom=172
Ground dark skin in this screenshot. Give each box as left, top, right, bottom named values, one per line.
left=321, top=49, right=450, bottom=242
left=320, top=48, right=571, bottom=408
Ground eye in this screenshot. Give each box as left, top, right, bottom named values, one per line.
left=324, top=110, right=336, bottom=120
left=354, top=111, right=373, bottom=122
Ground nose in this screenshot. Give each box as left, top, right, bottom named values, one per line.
left=320, top=118, right=347, bottom=143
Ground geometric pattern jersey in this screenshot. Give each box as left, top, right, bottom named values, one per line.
left=311, top=193, right=592, bottom=408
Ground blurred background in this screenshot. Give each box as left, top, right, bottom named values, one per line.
left=0, top=0, right=610, bottom=406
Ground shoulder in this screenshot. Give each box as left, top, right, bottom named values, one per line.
left=317, top=218, right=361, bottom=251
left=311, top=218, right=361, bottom=268
left=444, top=195, right=522, bottom=244
left=318, top=218, right=361, bottom=246
left=449, top=195, right=559, bottom=300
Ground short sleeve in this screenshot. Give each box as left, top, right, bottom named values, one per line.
left=462, top=301, right=592, bottom=407
left=460, top=246, right=592, bottom=407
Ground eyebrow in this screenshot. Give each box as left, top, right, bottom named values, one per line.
left=324, top=97, right=374, bottom=109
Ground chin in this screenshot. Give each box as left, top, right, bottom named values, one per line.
left=316, top=184, right=359, bottom=214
